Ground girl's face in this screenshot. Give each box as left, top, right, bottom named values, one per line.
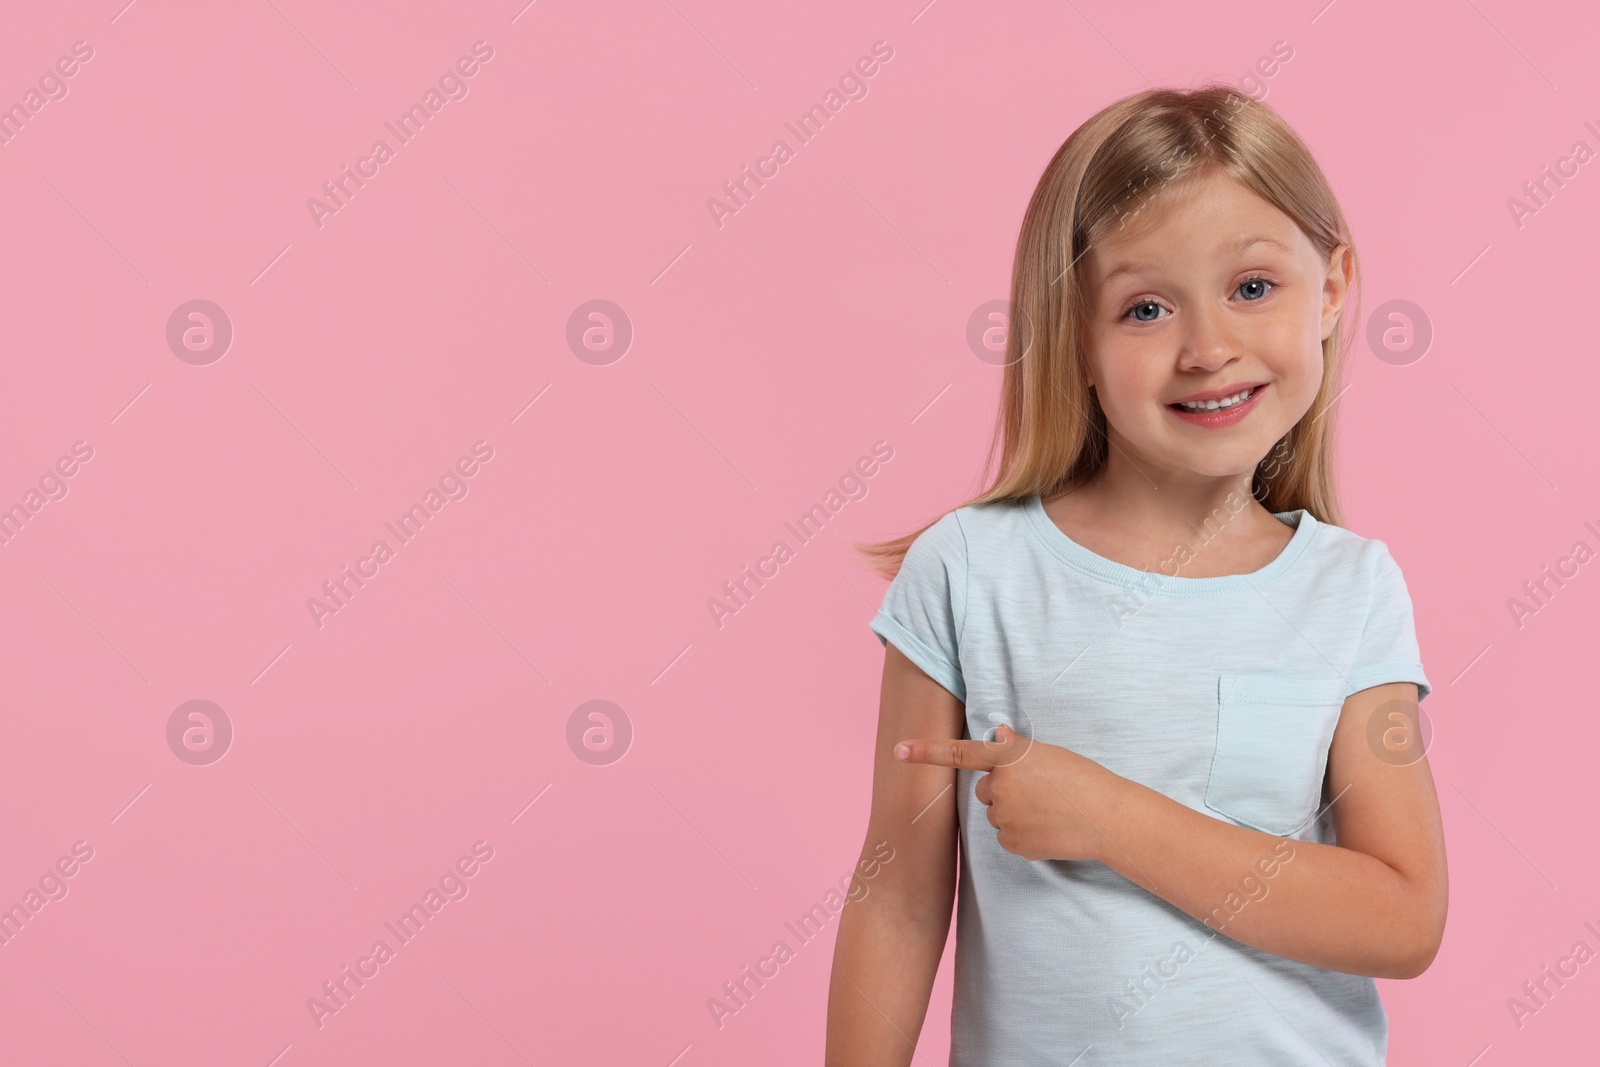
left=1082, top=170, right=1350, bottom=485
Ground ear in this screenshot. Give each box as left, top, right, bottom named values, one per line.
left=1321, top=244, right=1353, bottom=342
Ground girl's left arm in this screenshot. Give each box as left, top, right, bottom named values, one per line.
left=895, top=680, right=1448, bottom=979
left=1087, top=680, right=1447, bottom=979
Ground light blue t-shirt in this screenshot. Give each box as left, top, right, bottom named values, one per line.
left=869, top=493, right=1430, bottom=1067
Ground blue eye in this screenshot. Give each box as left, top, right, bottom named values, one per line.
left=1120, top=277, right=1276, bottom=322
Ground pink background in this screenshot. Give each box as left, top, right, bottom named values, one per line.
left=1, top=0, right=1596, bottom=1063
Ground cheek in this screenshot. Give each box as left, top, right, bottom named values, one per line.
left=1091, top=350, right=1165, bottom=420
left=1252, top=312, right=1323, bottom=389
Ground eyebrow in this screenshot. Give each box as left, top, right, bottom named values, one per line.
left=1100, top=235, right=1295, bottom=285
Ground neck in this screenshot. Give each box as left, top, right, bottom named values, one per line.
left=1066, top=444, right=1269, bottom=545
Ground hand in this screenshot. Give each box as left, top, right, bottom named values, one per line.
left=893, top=724, right=1125, bottom=863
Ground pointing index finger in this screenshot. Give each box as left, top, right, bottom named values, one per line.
left=893, top=737, right=999, bottom=770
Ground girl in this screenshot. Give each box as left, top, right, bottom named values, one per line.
left=825, top=85, right=1446, bottom=1066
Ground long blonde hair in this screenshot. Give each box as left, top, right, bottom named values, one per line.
left=854, top=84, right=1360, bottom=580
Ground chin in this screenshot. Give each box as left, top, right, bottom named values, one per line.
left=1154, top=446, right=1265, bottom=481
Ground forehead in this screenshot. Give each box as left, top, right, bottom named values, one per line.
left=1084, top=172, right=1306, bottom=284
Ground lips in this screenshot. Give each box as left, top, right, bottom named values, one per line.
left=1167, top=382, right=1268, bottom=408
left=1166, top=383, right=1267, bottom=427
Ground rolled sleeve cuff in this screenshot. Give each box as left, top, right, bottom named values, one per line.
left=869, top=610, right=966, bottom=703
left=1347, top=662, right=1431, bottom=703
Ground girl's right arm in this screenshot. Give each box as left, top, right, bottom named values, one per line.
left=824, top=642, right=964, bottom=1067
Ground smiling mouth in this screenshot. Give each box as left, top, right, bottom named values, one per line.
left=1170, top=386, right=1259, bottom=413
left=1165, top=383, right=1268, bottom=426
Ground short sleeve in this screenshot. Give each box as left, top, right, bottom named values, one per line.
left=868, top=510, right=968, bottom=702
left=1346, top=543, right=1431, bottom=702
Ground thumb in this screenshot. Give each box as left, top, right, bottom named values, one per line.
left=987, top=722, right=1033, bottom=766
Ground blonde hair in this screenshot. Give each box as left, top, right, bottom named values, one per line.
left=854, top=84, right=1360, bottom=581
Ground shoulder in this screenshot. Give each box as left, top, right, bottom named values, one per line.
left=896, top=499, right=1030, bottom=575
left=906, top=497, right=1030, bottom=565
left=954, top=495, right=1036, bottom=541
left=1301, top=514, right=1413, bottom=592
left=899, top=508, right=968, bottom=578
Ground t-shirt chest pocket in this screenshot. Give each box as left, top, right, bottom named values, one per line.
left=1203, top=673, right=1348, bottom=836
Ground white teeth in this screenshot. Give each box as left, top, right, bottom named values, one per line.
left=1177, top=387, right=1255, bottom=412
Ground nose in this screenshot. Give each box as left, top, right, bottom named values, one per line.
left=1177, top=300, right=1239, bottom=374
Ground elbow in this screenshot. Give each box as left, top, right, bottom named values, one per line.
left=1384, top=933, right=1441, bottom=980
left=1370, top=864, right=1447, bottom=980
left=1383, top=905, right=1447, bottom=980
